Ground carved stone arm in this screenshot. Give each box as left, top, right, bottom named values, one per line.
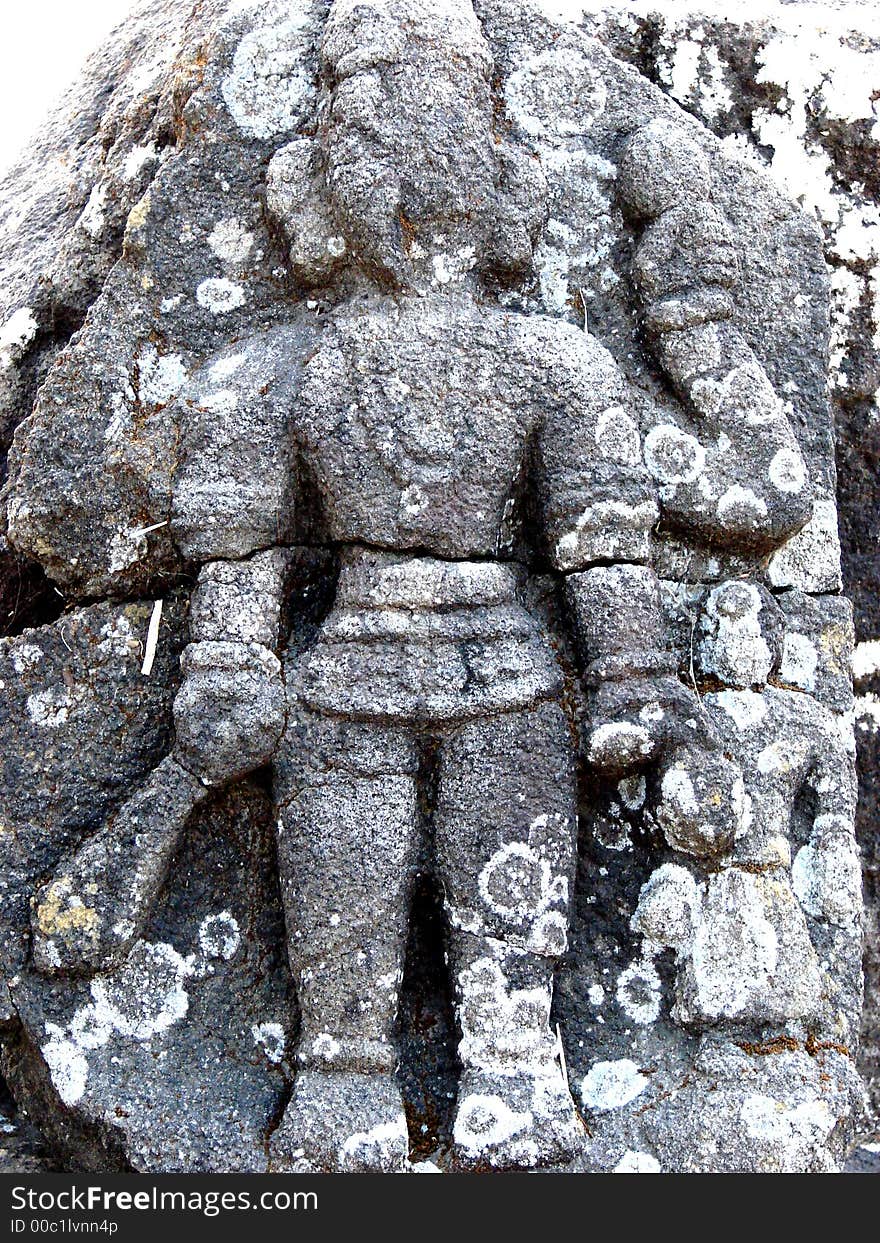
left=31, top=551, right=293, bottom=977
left=172, top=550, right=292, bottom=787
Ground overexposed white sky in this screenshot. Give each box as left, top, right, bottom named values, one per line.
left=0, top=1, right=136, bottom=177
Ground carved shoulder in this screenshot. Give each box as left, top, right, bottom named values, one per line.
left=171, top=320, right=319, bottom=563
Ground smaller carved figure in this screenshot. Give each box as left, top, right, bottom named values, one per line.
left=618, top=119, right=814, bottom=553
left=634, top=580, right=861, bottom=1033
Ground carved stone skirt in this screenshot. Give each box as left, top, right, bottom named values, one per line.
left=292, top=549, right=564, bottom=725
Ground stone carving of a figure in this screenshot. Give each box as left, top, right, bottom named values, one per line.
left=25, top=0, right=811, bottom=1171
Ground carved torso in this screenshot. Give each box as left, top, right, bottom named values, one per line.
left=296, top=295, right=533, bottom=560
left=293, top=295, right=562, bottom=722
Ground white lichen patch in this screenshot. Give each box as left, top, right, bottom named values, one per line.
left=675, top=867, right=822, bottom=1025
left=456, top=954, right=557, bottom=1078
left=123, top=142, right=158, bottom=180
left=198, top=388, right=240, bottom=415
left=768, top=446, right=807, bottom=494
left=252, top=1022, right=286, bottom=1063
left=221, top=8, right=318, bottom=140
left=137, top=344, right=188, bottom=406
left=504, top=45, right=607, bottom=140
left=740, top=1092, right=836, bottom=1166
left=41, top=1025, right=89, bottom=1107
left=792, top=836, right=862, bottom=927
left=453, top=1094, right=532, bottom=1155
left=198, top=912, right=241, bottom=961
left=41, top=940, right=196, bottom=1105
left=716, top=485, right=768, bottom=528
left=617, top=775, right=646, bottom=810
left=340, top=1114, right=408, bottom=1165
left=853, top=639, right=880, bottom=683
left=160, top=294, right=185, bottom=314
left=587, top=721, right=653, bottom=769
left=581, top=1059, right=649, bottom=1112
left=196, top=278, right=246, bottom=314
left=661, top=764, right=697, bottom=814
left=527, top=910, right=569, bottom=957
left=644, top=424, right=705, bottom=485
left=615, top=958, right=662, bottom=1024
left=79, top=184, right=107, bottom=239
left=595, top=405, right=641, bottom=465
left=855, top=692, right=880, bottom=732
left=207, top=217, right=255, bottom=265
left=209, top=353, right=247, bottom=382
left=587, top=983, right=605, bottom=1007
left=0, top=307, right=38, bottom=359
left=90, top=942, right=195, bottom=1040
left=555, top=498, right=656, bottom=568
left=689, top=875, right=777, bottom=1019
left=27, top=688, right=73, bottom=728
left=103, top=391, right=133, bottom=445
left=11, top=643, right=44, bottom=675
left=632, top=862, right=700, bottom=954
left=768, top=498, right=842, bottom=593
left=528, top=148, right=619, bottom=316
left=699, top=581, right=772, bottom=688
left=779, top=632, right=818, bottom=692
left=477, top=815, right=566, bottom=949
left=430, top=246, right=476, bottom=287
left=400, top=484, right=428, bottom=517
left=311, top=1033, right=340, bottom=1062
left=614, top=1149, right=661, bottom=1173
left=478, top=819, right=567, bottom=924
left=709, top=689, right=767, bottom=732
left=756, top=740, right=797, bottom=774
left=108, top=527, right=150, bottom=575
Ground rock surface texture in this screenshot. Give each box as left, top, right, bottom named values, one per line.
left=0, top=0, right=868, bottom=1171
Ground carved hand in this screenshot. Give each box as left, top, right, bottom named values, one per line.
left=585, top=673, right=716, bottom=776
left=172, top=640, right=286, bottom=787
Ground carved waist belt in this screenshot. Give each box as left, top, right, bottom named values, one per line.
left=292, top=551, right=562, bottom=723
left=330, top=547, right=522, bottom=611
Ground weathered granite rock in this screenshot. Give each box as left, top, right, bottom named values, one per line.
left=0, top=0, right=866, bottom=1172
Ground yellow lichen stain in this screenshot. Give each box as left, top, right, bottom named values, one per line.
left=126, top=191, right=151, bottom=235
left=819, top=623, right=848, bottom=675
left=35, top=884, right=99, bottom=940
left=27, top=534, right=56, bottom=561
left=764, top=877, right=794, bottom=908
left=124, top=191, right=152, bottom=261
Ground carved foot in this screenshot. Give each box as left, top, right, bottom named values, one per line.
left=451, top=1068, right=584, bottom=1170
left=270, top=1069, right=410, bottom=1172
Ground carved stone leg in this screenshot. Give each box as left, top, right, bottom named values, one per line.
left=434, top=701, right=583, bottom=1169
left=271, top=706, right=420, bottom=1172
